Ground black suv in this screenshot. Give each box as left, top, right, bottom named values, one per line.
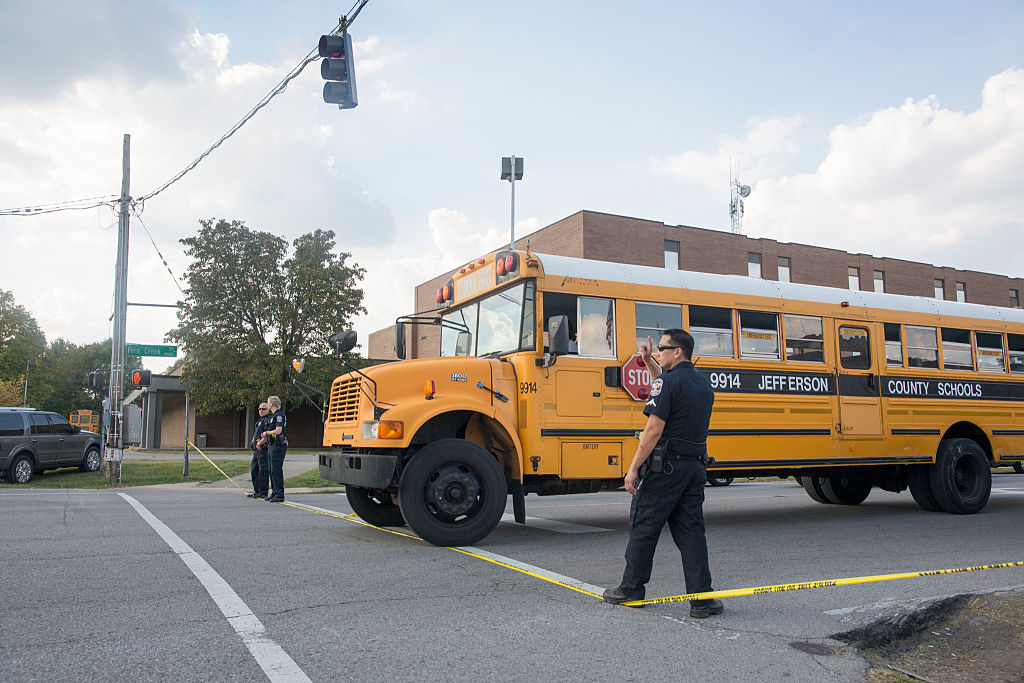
left=0, top=408, right=103, bottom=484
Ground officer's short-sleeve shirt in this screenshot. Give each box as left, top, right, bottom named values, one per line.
left=273, top=410, right=287, bottom=438
left=642, top=361, right=714, bottom=450
left=252, top=415, right=267, bottom=448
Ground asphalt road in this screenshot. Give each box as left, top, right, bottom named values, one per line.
left=2, top=474, right=1023, bottom=682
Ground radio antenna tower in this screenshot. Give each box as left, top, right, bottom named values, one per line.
left=729, top=158, right=751, bottom=234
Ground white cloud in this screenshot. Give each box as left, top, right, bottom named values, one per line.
left=743, top=68, right=1024, bottom=275
left=657, top=116, right=804, bottom=190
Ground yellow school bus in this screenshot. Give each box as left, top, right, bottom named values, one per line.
left=319, top=249, right=1024, bottom=545
left=69, top=410, right=101, bottom=433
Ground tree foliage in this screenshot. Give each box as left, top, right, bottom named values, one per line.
left=168, top=218, right=367, bottom=415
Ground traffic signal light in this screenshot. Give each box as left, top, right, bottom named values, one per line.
left=319, top=32, right=358, bottom=109
left=130, top=370, right=151, bottom=387
left=88, top=371, right=105, bottom=389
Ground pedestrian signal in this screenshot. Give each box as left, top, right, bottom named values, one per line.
left=131, top=370, right=152, bottom=387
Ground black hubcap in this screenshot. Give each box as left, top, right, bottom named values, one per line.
left=427, top=464, right=480, bottom=518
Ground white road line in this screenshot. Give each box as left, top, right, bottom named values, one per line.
left=118, top=493, right=311, bottom=683
left=500, top=513, right=610, bottom=533
left=458, top=545, right=608, bottom=596
left=990, top=487, right=1024, bottom=495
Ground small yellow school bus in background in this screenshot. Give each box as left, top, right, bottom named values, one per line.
left=319, top=249, right=1024, bottom=546
left=69, top=410, right=101, bottom=433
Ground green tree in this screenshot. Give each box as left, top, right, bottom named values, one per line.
left=0, top=289, right=47, bottom=406
left=37, top=339, right=121, bottom=418
left=168, top=218, right=367, bottom=415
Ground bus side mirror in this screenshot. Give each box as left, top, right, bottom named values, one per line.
left=549, top=315, right=570, bottom=355
left=328, top=330, right=358, bottom=355
left=394, top=323, right=407, bottom=360
left=455, top=331, right=472, bottom=356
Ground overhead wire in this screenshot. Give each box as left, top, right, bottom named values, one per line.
left=0, top=195, right=118, bottom=216
left=130, top=206, right=186, bottom=295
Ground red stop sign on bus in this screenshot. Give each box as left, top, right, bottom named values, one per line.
left=621, top=354, right=657, bottom=401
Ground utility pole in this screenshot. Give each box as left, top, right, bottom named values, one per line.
left=105, top=134, right=130, bottom=484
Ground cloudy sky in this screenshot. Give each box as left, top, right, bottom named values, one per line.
left=2, top=1, right=1022, bottom=366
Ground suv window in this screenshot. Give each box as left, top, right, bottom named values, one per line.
left=0, top=413, right=24, bottom=436
left=29, top=413, right=51, bottom=434
left=48, top=414, right=74, bottom=434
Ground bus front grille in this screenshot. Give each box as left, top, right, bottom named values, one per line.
left=328, top=377, right=361, bottom=424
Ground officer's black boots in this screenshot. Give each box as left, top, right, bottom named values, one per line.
left=602, top=586, right=645, bottom=607
left=689, top=598, right=724, bottom=618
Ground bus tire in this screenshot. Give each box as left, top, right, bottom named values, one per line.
left=398, top=439, right=507, bottom=547
left=801, top=476, right=832, bottom=504
left=707, top=475, right=734, bottom=486
left=1014, top=462, right=1024, bottom=474
left=907, top=465, right=943, bottom=512
left=820, top=476, right=871, bottom=505
left=346, top=486, right=406, bottom=527
left=929, top=438, right=991, bottom=515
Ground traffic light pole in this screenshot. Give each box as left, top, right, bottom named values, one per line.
left=105, top=134, right=131, bottom=484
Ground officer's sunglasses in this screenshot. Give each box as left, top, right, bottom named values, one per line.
left=657, top=345, right=682, bottom=352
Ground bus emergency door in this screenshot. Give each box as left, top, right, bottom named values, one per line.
left=834, top=321, right=882, bottom=437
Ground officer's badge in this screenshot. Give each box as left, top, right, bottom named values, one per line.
left=650, top=378, right=663, bottom=397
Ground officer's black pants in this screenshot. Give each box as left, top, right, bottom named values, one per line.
left=251, top=447, right=270, bottom=495
left=620, top=459, right=712, bottom=598
left=269, top=441, right=287, bottom=497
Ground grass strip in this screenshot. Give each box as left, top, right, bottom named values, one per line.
left=0, top=459, right=250, bottom=489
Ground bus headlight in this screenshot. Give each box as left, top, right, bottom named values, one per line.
left=362, top=420, right=404, bottom=440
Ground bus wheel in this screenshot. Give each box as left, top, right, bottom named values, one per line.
left=707, top=475, right=734, bottom=486
left=907, top=465, right=943, bottom=511
left=346, top=486, right=406, bottom=527
left=820, top=476, right=871, bottom=505
left=929, top=438, right=991, bottom=515
left=398, top=439, right=507, bottom=547
left=1014, top=462, right=1024, bottom=474
left=801, top=476, right=832, bottom=504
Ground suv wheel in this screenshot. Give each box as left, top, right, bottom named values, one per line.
left=79, top=447, right=101, bottom=473
left=8, top=454, right=35, bottom=484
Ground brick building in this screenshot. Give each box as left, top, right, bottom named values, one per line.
left=369, top=210, right=1024, bottom=360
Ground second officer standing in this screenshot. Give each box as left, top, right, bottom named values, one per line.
left=248, top=402, right=271, bottom=499
left=261, top=395, right=288, bottom=502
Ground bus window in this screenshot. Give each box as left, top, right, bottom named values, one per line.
left=975, top=331, right=1006, bottom=373
left=739, top=310, right=780, bottom=360
left=578, top=296, right=615, bottom=358
left=906, top=326, right=939, bottom=368
left=941, top=328, right=973, bottom=371
left=884, top=323, right=904, bottom=367
left=635, top=302, right=681, bottom=350
left=478, top=282, right=533, bottom=357
left=689, top=306, right=734, bottom=357
left=784, top=315, right=824, bottom=363
left=441, top=305, right=478, bottom=356
left=1008, top=334, right=1024, bottom=373
left=520, top=281, right=536, bottom=351
left=838, top=326, right=871, bottom=370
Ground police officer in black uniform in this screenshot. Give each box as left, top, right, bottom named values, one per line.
left=248, top=402, right=271, bottom=499
left=261, top=395, right=288, bottom=503
left=603, top=329, right=723, bottom=618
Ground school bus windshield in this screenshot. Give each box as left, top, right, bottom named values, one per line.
left=440, top=281, right=536, bottom=357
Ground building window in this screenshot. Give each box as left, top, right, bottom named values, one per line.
left=873, top=270, right=885, bottom=293
left=747, top=253, right=761, bottom=278
left=955, top=282, right=966, bottom=303
left=934, top=279, right=944, bottom=299
left=848, top=267, right=860, bottom=290
left=778, top=257, right=791, bottom=283
left=664, top=240, right=679, bottom=270
left=1011, top=289, right=1020, bottom=309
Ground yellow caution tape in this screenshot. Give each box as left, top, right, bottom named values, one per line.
left=185, top=440, right=247, bottom=493
left=622, top=561, right=1024, bottom=607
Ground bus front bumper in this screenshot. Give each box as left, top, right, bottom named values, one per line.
left=319, top=450, right=399, bottom=489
